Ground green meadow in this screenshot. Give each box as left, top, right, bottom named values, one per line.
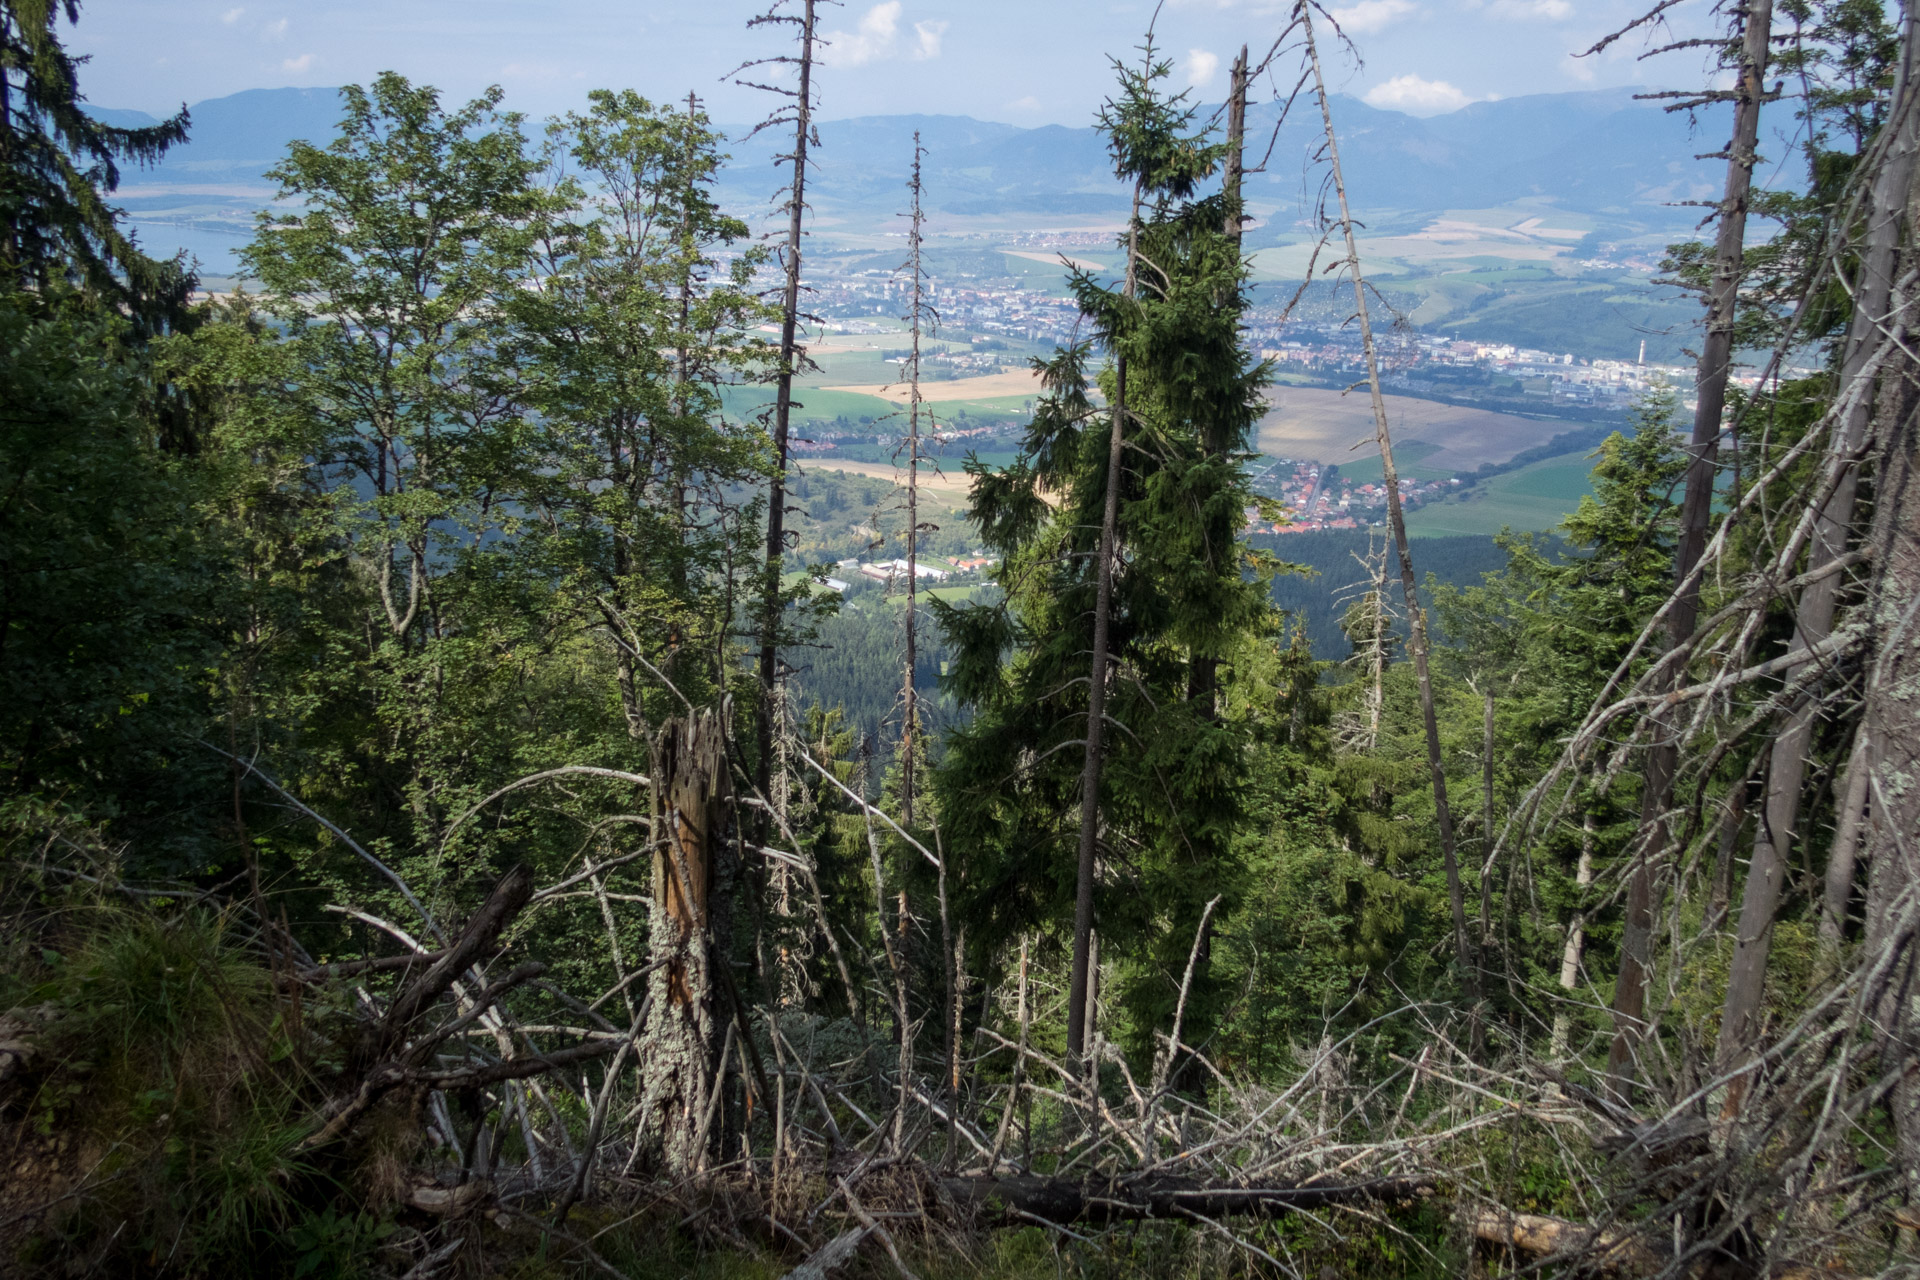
left=1405, top=449, right=1596, bottom=537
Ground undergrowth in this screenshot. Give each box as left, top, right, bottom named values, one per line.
left=1, top=867, right=1464, bottom=1279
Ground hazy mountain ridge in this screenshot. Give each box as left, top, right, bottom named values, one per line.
left=93, top=83, right=1740, bottom=232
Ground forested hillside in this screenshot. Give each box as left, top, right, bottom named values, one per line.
left=4, top=1, right=1919, bottom=1278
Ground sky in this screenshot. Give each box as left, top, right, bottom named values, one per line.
left=72, top=0, right=1717, bottom=124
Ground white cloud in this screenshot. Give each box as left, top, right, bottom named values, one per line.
left=1489, top=0, right=1573, bottom=18
left=1363, top=73, right=1475, bottom=114
left=220, top=7, right=244, bottom=23
left=820, top=3, right=946, bottom=66
left=282, top=52, right=313, bottom=73
left=821, top=2, right=901, bottom=67
left=1006, top=94, right=1042, bottom=111
left=1184, top=48, right=1220, bottom=88
left=912, top=18, right=947, bottom=59
left=263, top=16, right=287, bottom=39
left=1328, top=0, right=1415, bottom=33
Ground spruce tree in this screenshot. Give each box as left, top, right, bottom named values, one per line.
left=935, top=38, right=1275, bottom=1072
left=0, top=0, right=192, bottom=329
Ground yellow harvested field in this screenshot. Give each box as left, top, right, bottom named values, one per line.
left=1257, top=386, right=1564, bottom=469
left=1002, top=248, right=1109, bottom=273
left=822, top=368, right=1046, bottom=403
left=801, top=460, right=976, bottom=495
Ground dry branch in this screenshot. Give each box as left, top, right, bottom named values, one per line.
left=936, top=1172, right=1431, bottom=1226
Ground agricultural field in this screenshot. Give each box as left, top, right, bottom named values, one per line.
left=1000, top=248, right=1118, bottom=276
left=721, top=383, right=897, bottom=426
left=1244, top=204, right=1699, bottom=363
left=1338, top=439, right=1455, bottom=484
left=1256, top=384, right=1565, bottom=471
left=824, top=368, right=1046, bottom=403
left=800, top=459, right=977, bottom=495
left=1404, top=449, right=1596, bottom=537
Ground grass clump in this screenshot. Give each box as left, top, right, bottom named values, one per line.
left=1, top=891, right=397, bottom=1278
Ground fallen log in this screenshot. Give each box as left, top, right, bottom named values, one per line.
left=937, top=1173, right=1430, bottom=1226
left=775, top=1227, right=870, bottom=1280
left=1474, top=1209, right=1658, bottom=1274
left=1474, top=1209, right=1855, bottom=1280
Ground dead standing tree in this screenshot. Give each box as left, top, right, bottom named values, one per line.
left=1591, top=0, right=1778, bottom=1095
left=1066, top=57, right=1147, bottom=1075
left=1285, top=0, right=1477, bottom=1002
left=897, top=134, right=933, bottom=826
left=1460, top=14, right=1920, bottom=1246
left=1714, top=8, right=1920, bottom=1110
left=1186, top=43, right=1250, bottom=726
left=635, top=706, right=737, bottom=1175
left=734, top=0, right=826, bottom=847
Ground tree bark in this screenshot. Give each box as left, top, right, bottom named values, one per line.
left=1473, top=1210, right=1664, bottom=1275
left=637, top=707, right=735, bottom=1176
left=1815, top=727, right=1870, bottom=972
left=755, top=0, right=818, bottom=835
left=1857, top=266, right=1920, bottom=1193
left=901, top=136, right=926, bottom=826
left=1713, top=19, right=1920, bottom=1103
left=1480, top=688, right=1496, bottom=944
left=1551, top=812, right=1595, bottom=1058
left=1067, top=184, right=1140, bottom=1070
left=1609, top=0, right=1775, bottom=1092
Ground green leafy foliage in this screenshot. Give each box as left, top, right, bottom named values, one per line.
left=0, top=293, right=226, bottom=864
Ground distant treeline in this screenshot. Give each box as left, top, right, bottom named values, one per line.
left=787, top=599, right=959, bottom=769
left=791, top=533, right=1522, bottom=762
left=1255, top=530, right=1517, bottom=660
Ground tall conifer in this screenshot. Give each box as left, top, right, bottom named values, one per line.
left=936, top=37, right=1273, bottom=1071
left=0, top=0, right=192, bottom=329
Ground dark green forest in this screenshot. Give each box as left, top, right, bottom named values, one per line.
left=3, top=1, right=1920, bottom=1279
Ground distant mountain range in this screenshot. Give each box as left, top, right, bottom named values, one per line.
left=95, top=84, right=1751, bottom=272
left=719, top=89, right=1736, bottom=233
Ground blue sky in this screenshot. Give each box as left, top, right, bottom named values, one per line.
left=75, top=0, right=1715, bottom=123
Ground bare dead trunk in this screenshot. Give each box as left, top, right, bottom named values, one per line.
left=1816, top=727, right=1871, bottom=973
left=940, top=1173, right=1430, bottom=1226
left=1707, top=771, right=1753, bottom=929
left=901, top=136, right=926, bottom=826
left=1857, top=261, right=1920, bottom=1188
left=1067, top=183, right=1141, bottom=1070
left=1299, top=2, right=1474, bottom=1000
left=1480, top=688, right=1496, bottom=945
left=637, top=707, right=735, bottom=1176
left=1550, top=812, right=1595, bottom=1058
left=1361, top=532, right=1389, bottom=750
left=1610, top=0, right=1774, bottom=1092
left=861, top=785, right=912, bottom=1149
left=755, top=0, right=818, bottom=832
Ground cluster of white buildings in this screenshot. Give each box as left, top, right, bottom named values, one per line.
left=816, top=554, right=998, bottom=595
